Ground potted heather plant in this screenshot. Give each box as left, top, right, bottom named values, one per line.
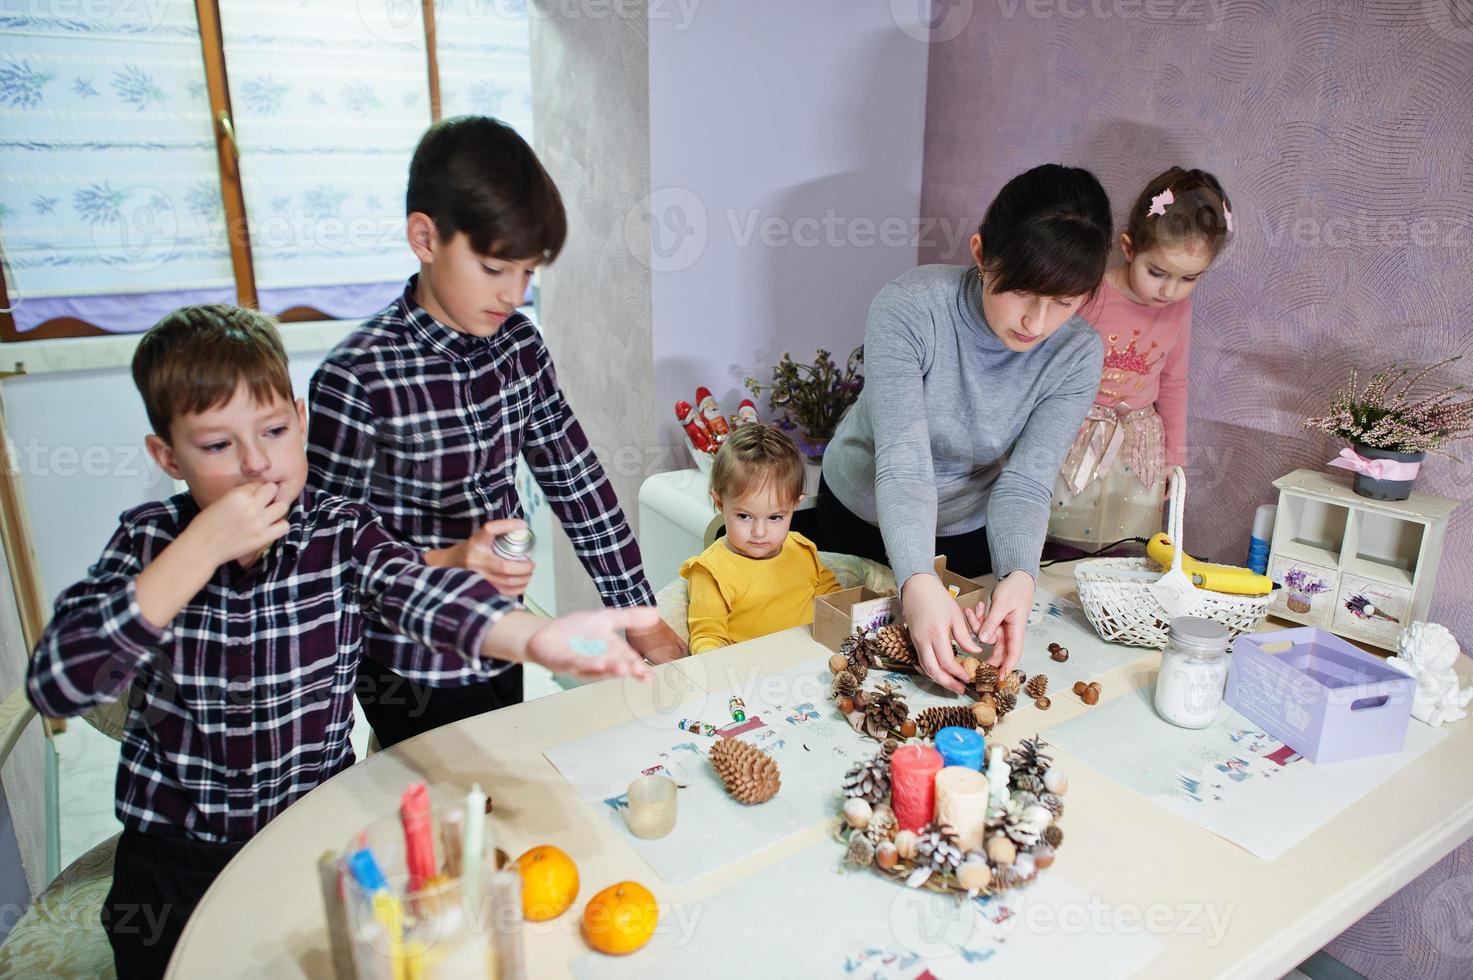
left=1304, top=356, right=1473, bottom=501
left=745, top=346, right=864, bottom=461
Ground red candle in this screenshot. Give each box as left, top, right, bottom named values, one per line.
left=890, top=744, right=944, bottom=832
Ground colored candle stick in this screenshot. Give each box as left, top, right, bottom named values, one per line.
left=890, top=743, right=944, bottom=832
left=934, top=766, right=990, bottom=852
left=934, top=726, right=986, bottom=770
left=400, top=782, right=436, bottom=893
left=462, top=783, right=486, bottom=906
left=986, top=745, right=1011, bottom=817
left=441, top=808, right=464, bottom=878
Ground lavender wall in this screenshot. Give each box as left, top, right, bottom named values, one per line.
left=918, top=0, right=1472, bottom=647
left=917, top=2, right=1472, bottom=975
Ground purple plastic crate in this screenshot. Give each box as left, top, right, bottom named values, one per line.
left=1225, top=626, right=1414, bottom=765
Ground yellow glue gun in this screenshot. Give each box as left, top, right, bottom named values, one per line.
left=1146, top=533, right=1274, bottom=596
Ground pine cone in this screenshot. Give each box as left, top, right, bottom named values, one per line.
left=831, top=669, right=859, bottom=700
left=1043, top=824, right=1064, bottom=849
left=973, top=662, right=1000, bottom=690
left=874, top=624, right=917, bottom=668
left=863, top=682, right=909, bottom=738
left=914, top=824, right=964, bottom=876
left=915, top=705, right=976, bottom=738
left=1001, top=803, right=1041, bottom=848
left=709, top=738, right=781, bottom=805
left=843, top=756, right=891, bottom=804
left=866, top=803, right=898, bottom=843
left=1024, top=674, right=1049, bottom=699
left=840, top=629, right=875, bottom=682
left=845, top=832, right=876, bottom=868
left=992, top=864, right=1023, bottom=891
left=1010, top=790, right=1040, bottom=811
left=994, top=690, right=1018, bottom=717
left=1008, top=736, right=1053, bottom=779
left=1012, top=773, right=1046, bottom=795
left=1039, top=792, right=1065, bottom=820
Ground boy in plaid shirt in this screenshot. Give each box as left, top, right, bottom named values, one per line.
left=26, top=306, right=655, bottom=978
left=308, top=116, right=684, bottom=748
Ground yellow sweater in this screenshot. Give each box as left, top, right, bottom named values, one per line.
left=679, top=532, right=842, bottom=653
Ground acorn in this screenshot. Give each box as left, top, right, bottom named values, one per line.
left=844, top=797, right=873, bottom=830
left=1050, top=646, right=1070, bottom=663
left=958, top=655, right=983, bottom=681
left=1072, top=681, right=1088, bottom=697
left=957, top=856, right=992, bottom=891
left=829, top=653, right=851, bottom=674
left=899, top=719, right=917, bottom=738
left=1082, top=686, right=1100, bottom=706
left=971, top=700, right=998, bottom=728
left=875, top=840, right=899, bottom=871
left=1031, top=844, right=1056, bottom=870
left=1088, top=682, right=1102, bottom=695
left=1047, top=642, right=1061, bottom=654
left=1043, top=768, right=1068, bottom=795
left=1035, top=696, right=1051, bottom=710
left=894, top=830, right=919, bottom=861
left=838, top=696, right=855, bottom=714
left=986, top=835, right=1016, bottom=866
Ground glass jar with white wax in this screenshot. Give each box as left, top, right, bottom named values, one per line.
left=1154, top=617, right=1232, bottom=729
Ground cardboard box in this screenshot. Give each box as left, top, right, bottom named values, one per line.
left=812, top=556, right=987, bottom=652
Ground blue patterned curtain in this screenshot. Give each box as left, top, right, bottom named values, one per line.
left=0, top=0, right=533, bottom=338
left=0, top=1, right=236, bottom=335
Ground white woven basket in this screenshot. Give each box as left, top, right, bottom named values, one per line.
left=1074, top=466, right=1272, bottom=648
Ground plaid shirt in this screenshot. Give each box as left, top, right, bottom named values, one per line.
left=306, top=277, right=655, bottom=672
left=26, top=488, right=514, bottom=842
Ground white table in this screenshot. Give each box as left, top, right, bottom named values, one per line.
left=167, top=562, right=1473, bottom=978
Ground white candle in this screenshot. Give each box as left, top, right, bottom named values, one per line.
left=934, top=767, right=990, bottom=853
left=986, top=746, right=1011, bottom=816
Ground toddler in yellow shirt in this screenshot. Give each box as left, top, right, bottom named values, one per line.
left=680, top=424, right=842, bottom=652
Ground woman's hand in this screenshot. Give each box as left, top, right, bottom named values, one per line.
left=964, top=570, right=1035, bottom=674
left=901, top=573, right=982, bottom=694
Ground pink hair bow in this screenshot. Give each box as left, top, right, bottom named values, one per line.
left=1147, top=189, right=1174, bottom=217
left=1224, top=208, right=1234, bottom=232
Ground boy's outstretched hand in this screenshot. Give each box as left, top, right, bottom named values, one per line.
left=482, top=607, right=658, bottom=683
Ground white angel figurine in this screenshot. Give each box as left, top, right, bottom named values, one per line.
left=1387, top=622, right=1473, bottom=727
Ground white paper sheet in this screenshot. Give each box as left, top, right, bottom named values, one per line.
left=571, top=838, right=1162, bottom=979
left=1043, top=684, right=1447, bottom=859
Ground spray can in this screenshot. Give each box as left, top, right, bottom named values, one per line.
left=1247, top=504, right=1276, bottom=576
left=492, top=527, right=536, bottom=563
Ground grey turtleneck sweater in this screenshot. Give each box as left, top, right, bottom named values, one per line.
left=822, top=264, right=1103, bottom=586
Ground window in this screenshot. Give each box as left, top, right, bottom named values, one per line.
left=0, top=0, right=533, bottom=341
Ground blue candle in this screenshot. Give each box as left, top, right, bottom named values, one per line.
left=934, top=726, right=986, bottom=770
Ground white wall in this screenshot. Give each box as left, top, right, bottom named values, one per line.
left=647, top=1, right=931, bottom=451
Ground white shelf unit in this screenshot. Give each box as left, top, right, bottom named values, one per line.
left=1266, top=469, right=1457, bottom=650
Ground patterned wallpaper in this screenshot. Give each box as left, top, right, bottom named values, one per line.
left=918, top=0, right=1472, bottom=648
left=917, top=3, right=1473, bottom=974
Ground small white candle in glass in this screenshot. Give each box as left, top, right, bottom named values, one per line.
left=625, top=775, right=677, bottom=839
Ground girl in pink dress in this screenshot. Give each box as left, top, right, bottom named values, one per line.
left=1049, top=167, right=1234, bottom=550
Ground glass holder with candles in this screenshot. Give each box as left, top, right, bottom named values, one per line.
left=321, top=783, right=526, bottom=980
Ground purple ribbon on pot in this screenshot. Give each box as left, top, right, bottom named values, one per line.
left=1328, top=448, right=1422, bottom=481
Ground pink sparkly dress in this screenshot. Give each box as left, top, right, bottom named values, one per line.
left=1048, top=273, right=1191, bottom=549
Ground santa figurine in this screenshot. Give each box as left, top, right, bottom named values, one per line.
left=1387, top=622, right=1473, bottom=728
